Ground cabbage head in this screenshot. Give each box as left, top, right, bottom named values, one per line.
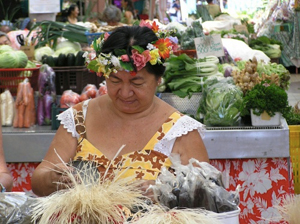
left=0, top=45, right=13, bottom=54
left=0, top=50, right=28, bottom=68
left=34, top=46, right=54, bottom=62
left=199, top=78, right=243, bottom=126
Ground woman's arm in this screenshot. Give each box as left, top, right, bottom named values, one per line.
left=172, top=129, right=209, bottom=165
left=124, top=11, right=133, bottom=24
left=31, top=125, right=78, bottom=196
left=0, top=114, right=13, bottom=192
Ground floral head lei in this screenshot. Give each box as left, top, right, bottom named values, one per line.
left=85, top=20, right=178, bottom=78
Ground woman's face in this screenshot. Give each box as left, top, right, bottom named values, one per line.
left=72, top=6, right=79, bottom=17
left=106, top=68, right=160, bottom=114
left=121, top=0, right=127, bottom=8
left=0, top=36, right=10, bottom=46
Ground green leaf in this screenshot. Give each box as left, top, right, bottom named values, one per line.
left=120, top=61, right=134, bottom=71
left=87, top=60, right=98, bottom=72
left=114, top=49, right=127, bottom=56
left=132, top=45, right=144, bottom=54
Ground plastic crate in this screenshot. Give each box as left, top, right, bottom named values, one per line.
left=0, top=67, right=39, bottom=95
left=85, top=32, right=104, bottom=46
left=289, top=125, right=300, bottom=194
left=51, top=104, right=67, bottom=130
left=53, top=66, right=104, bottom=95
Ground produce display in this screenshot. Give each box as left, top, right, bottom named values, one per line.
left=231, top=57, right=280, bottom=93
left=198, top=77, right=244, bottom=126
left=37, top=64, right=56, bottom=126
left=13, top=79, right=36, bottom=128
left=248, top=36, right=282, bottom=59
left=35, top=40, right=86, bottom=67
left=0, top=90, right=14, bottom=126
left=30, top=21, right=89, bottom=48
left=0, top=46, right=28, bottom=68
left=164, top=54, right=221, bottom=98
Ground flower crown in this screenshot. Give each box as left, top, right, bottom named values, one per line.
left=85, top=21, right=178, bottom=78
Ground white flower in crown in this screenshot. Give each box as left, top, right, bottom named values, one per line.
left=146, top=43, right=156, bottom=51
left=99, top=56, right=108, bottom=65
left=111, top=55, right=121, bottom=69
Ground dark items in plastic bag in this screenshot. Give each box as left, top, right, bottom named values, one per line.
left=0, top=192, right=37, bottom=224
left=150, top=154, right=240, bottom=213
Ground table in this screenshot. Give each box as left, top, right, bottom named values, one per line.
left=3, top=120, right=294, bottom=223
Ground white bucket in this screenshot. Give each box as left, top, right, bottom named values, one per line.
left=213, top=208, right=240, bottom=224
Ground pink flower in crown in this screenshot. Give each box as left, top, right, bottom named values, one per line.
left=131, top=49, right=151, bottom=71
left=120, top=54, right=130, bottom=62
left=104, top=32, right=110, bottom=40
left=139, top=20, right=152, bottom=29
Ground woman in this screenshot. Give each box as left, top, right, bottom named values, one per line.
left=205, top=0, right=221, bottom=18
left=66, top=4, right=79, bottom=24
left=0, top=113, right=13, bottom=192
left=121, top=0, right=136, bottom=24
left=0, top=31, right=11, bottom=46
left=101, top=5, right=123, bottom=26
left=31, top=26, right=209, bottom=197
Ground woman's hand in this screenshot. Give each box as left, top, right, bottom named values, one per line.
left=50, top=163, right=76, bottom=190
left=139, top=180, right=156, bottom=202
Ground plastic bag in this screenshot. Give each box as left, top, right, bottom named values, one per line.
left=97, top=81, right=107, bottom=97
left=0, top=90, right=14, bottom=126
left=0, top=192, right=37, bottom=224
left=60, top=90, right=80, bottom=108
left=198, top=77, right=243, bottom=126
left=80, top=84, right=97, bottom=101
left=150, top=154, right=240, bottom=213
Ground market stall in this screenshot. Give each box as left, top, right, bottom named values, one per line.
left=3, top=117, right=293, bottom=223
left=0, top=3, right=299, bottom=222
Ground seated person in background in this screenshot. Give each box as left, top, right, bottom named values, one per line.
left=0, top=31, right=11, bottom=46
left=31, top=25, right=209, bottom=197
left=121, top=0, right=137, bottom=24
left=0, top=116, right=13, bottom=192
left=64, top=4, right=80, bottom=24
left=101, top=5, right=123, bottom=26
left=205, top=0, right=221, bottom=18
left=170, top=0, right=180, bottom=22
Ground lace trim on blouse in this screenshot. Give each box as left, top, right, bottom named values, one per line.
left=154, top=115, right=205, bottom=156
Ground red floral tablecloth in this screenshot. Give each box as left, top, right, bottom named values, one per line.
left=7, top=158, right=294, bottom=223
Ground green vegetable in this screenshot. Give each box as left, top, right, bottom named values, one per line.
left=0, top=45, right=13, bottom=54
left=198, top=77, right=243, bottom=126
left=55, top=41, right=81, bottom=52
left=283, top=106, right=300, bottom=125
left=67, top=53, right=76, bottom=66
left=57, top=54, right=67, bottom=67
left=29, top=21, right=89, bottom=49
left=0, top=50, right=28, bottom=68
left=75, top=51, right=86, bottom=66
left=242, top=82, right=289, bottom=117
left=46, top=55, right=55, bottom=67
left=180, top=21, right=204, bottom=50
left=34, top=46, right=54, bottom=62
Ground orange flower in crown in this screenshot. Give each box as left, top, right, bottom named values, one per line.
left=153, top=38, right=172, bottom=59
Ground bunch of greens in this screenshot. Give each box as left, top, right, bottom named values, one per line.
left=198, top=77, right=244, bottom=126
left=256, top=61, right=290, bottom=90
left=242, top=81, right=289, bottom=117
left=210, top=29, right=249, bottom=43
left=29, top=21, right=89, bottom=49
left=164, top=54, right=207, bottom=98
left=180, top=21, right=204, bottom=50
left=283, top=106, right=300, bottom=125
left=248, top=36, right=283, bottom=58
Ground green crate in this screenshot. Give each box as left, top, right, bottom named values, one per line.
left=51, top=104, right=67, bottom=130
